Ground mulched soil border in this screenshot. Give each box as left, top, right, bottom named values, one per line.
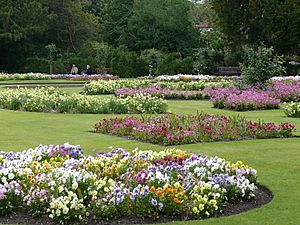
left=0, top=185, right=273, bottom=225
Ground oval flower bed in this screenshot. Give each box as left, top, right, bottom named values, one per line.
left=0, top=88, right=167, bottom=114
left=95, top=114, right=295, bottom=146
left=0, top=143, right=261, bottom=225
left=115, top=86, right=209, bottom=100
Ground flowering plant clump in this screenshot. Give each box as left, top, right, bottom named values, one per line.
left=0, top=143, right=258, bottom=224
left=0, top=73, right=50, bottom=81
left=270, top=76, right=300, bottom=82
left=115, top=86, right=209, bottom=100
left=84, top=79, right=151, bottom=95
left=155, top=74, right=240, bottom=82
left=158, top=80, right=232, bottom=91
left=282, top=102, right=300, bottom=118
left=267, top=81, right=300, bottom=102
left=203, top=87, right=280, bottom=111
left=0, top=88, right=167, bottom=114
left=95, top=114, right=295, bottom=145
left=66, top=74, right=118, bottom=81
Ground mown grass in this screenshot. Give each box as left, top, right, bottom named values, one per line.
left=0, top=79, right=87, bottom=85
left=0, top=100, right=299, bottom=225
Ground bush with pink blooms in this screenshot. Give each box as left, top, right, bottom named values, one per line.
left=267, top=81, right=300, bottom=102
left=203, top=87, right=280, bottom=111
left=202, top=81, right=300, bottom=111
left=95, top=114, right=295, bottom=146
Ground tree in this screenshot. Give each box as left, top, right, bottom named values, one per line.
left=99, top=0, right=134, bottom=47
left=44, top=0, right=99, bottom=52
left=210, top=0, right=300, bottom=56
left=123, top=0, right=198, bottom=54
left=45, top=44, right=59, bottom=74
left=0, top=0, right=51, bottom=71
left=241, top=46, right=285, bottom=84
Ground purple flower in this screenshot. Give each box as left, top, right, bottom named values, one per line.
left=151, top=198, right=158, bottom=206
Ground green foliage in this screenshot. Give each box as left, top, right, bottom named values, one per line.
left=45, top=44, right=59, bottom=74
left=140, top=49, right=164, bottom=76
left=194, top=30, right=226, bottom=74
left=110, top=46, right=148, bottom=77
left=210, top=0, right=300, bottom=56
left=124, top=0, right=197, bottom=53
left=99, top=0, right=134, bottom=47
left=158, top=53, right=194, bottom=75
left=241, top=46, right=285, bottom=84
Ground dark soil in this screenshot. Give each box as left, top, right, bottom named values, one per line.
left=0, top=185, right=273, bottom=225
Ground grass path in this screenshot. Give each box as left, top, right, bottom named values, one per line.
left=0, top=100, right=299, bottom=225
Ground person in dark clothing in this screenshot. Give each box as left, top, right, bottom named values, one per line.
left=86, top=65, right=93, bottom=75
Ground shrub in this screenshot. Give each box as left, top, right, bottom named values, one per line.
left=111, top=47, right=148, bottom=77
left=267, top=81, right=300, bottom=102
left=282, top=102, right=300, bottom=118
left=241, top=46, right=285, bottom=85
left=95, top=114, right=295, bottom=145
left=203, top=87, right=280, bottom=111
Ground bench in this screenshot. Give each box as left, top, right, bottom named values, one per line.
left=218, top=67, right=241, bottom=76
left=95, top=68, right=111, bottom=74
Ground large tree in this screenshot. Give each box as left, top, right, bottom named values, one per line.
left=0, top=0, right=51, bottom=71
left=99, top=0, right=134, bottom=47
left=210, top=0, right=300, bottom=56
left=123, top=0, right=198, bottom=53
left=44, top=0, right=99, bottom=52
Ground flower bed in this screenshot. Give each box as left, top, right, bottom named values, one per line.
left=115, top=86, right=209, bottom=100
left=0, top=88, right=167, bottom=114
left=0, top=143, right=258, bottom=224
left=267, top=81, right=300, bottom=102
left=203, top=81, right=300, bottom=111
left=0, top=73, right=50, bottom=81
left=282, top=102, right=300, bottom=118
left=203, top=87, right=280, bottom=111
left=49, top=74, right=118, bottom=80
left=95, top=114, right=295, bottom=145
left=66, top=75, right=118, bottom=81
left=84, top=80, right=152, bottom=95
left=270, top=75, right=300, bottom=82
left=159, top=80, right=232, bottom=91
left=155, top=74, right=240, bottom=82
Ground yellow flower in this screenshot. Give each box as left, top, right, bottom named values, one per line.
left=198, top=204, right=205, bottom=211
left=174, top=182, right=181, bottom=189
left=192, top=207, right=199, bottom=214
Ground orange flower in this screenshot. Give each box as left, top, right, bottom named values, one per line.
left=150, top=186, right=156, bottom=192
left=169, top=194, right=174, bottom=199
left=156, top=191, right=163, bottom=197
left=178, top=192, right=184, bottom=197
left=174, top=198, right=183, bottom=204
left=157, top=187, right=163, bottom=192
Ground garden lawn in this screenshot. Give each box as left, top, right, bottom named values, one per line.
left=0, top=100, right=299, bottom=225
left=0, top=79, right=87, bottom=85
